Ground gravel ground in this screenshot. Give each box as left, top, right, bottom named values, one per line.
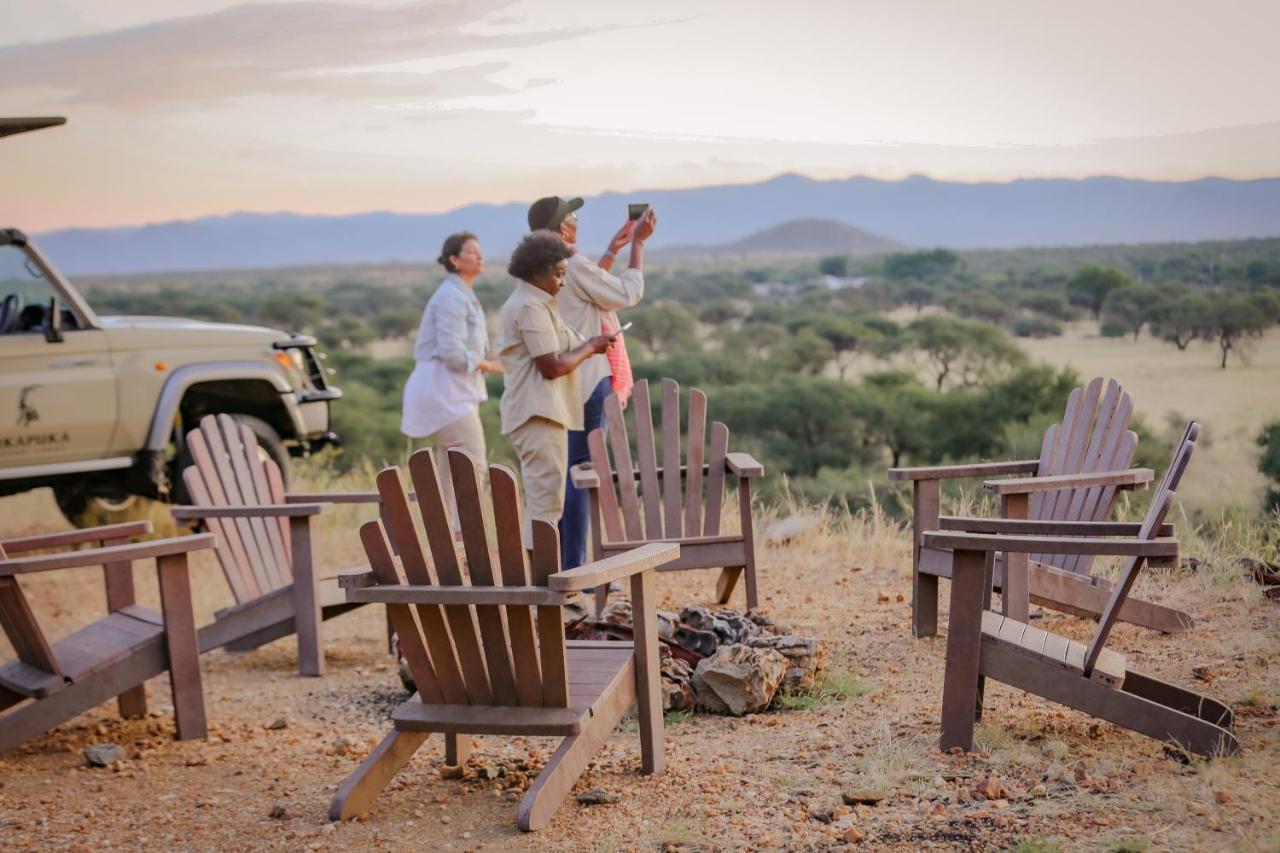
left=0, top=496, right=1277, bottom=852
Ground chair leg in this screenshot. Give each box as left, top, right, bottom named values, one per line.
left=737, top=478, right=759, bottom=610
left=593, top=586, right=609, bottom=619
left=446, top=733, right=471, bottom=765
left=1123, top=670, right=1234, bottom=728
left=715, top=566, right=743, bottom=605
left=911, top=479, right=941, bottom=638
left=1029, top=565, right=1194, bottom=633
left=290, top=515, right=324, bottom=677
left=517, top=675, right=637, bottom=831
left=939, top=549, right=988, bottom=753
left=330, top=730, right=430, bottom=821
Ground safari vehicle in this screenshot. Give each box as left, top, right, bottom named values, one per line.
left=1, top=117, right=341, bottom=525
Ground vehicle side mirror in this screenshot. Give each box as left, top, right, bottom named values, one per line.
left=44, top=297, right=63, bottom=343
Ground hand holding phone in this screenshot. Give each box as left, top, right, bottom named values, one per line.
left=628, top=203, right=649, bottom=221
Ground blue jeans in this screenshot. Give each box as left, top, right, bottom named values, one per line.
left=560, top=376, right=613, bottom=570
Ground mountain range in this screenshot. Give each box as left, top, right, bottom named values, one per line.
left=28, top=173, right=1280, bottom=276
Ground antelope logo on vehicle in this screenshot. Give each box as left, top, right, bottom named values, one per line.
left=17, top=385, right=41, bottom=427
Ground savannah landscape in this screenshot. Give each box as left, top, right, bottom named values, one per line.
left=3, top=238, right=1280, bottom=851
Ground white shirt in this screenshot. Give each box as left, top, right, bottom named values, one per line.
left=558, top=252, right=644, bottom=399
left=401, top=275, right=489, bottom=438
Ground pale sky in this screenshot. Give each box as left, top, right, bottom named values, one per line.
left=4, top=0, right=1279, bottom=231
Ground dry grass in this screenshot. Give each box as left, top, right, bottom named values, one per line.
left=0, top=469, right=1277, bottom=850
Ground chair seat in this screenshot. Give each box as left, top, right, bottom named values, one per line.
left=391, top=641, right=636, bottom=737
left=980, top=611, right=1126, bottom=688
left=0, top=606, right=164, bottom=699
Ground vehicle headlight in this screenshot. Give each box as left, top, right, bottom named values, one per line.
left=274, top=349, right=309, bottom=387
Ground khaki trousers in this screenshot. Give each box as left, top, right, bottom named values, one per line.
left=507, top=416, right=568, bottom=547
left=409, top=408, right=486, bottom=532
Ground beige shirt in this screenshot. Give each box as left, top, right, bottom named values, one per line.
left=559, top=252, right=644, bottom=398
left=497, top=281, right=584, bottom=434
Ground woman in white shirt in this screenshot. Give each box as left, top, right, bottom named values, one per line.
left=401, top=231, right=503, bottom=531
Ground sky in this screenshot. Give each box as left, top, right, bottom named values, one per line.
left=3, top=0, right=1279, bottom=232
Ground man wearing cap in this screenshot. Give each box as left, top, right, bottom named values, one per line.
left=526, top=195, right=658, bottom=571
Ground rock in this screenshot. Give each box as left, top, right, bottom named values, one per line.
left=841, top=825, right=865, bottom=842
left=692, top=644, right=787, bottom=715
left=268, top=805, right=288, bottom=820
left=841, top=790, right=887, bottom=806
left=577, top=789, right=620, bottom=805
left=1031, top=784, right=1047, bottom=797
left=439, top=764, right=465, bottom=779
left=84, top=744, right=125, bottom=768
left=746, top=634, right=826, bottom=691
left=266, top=718, right=289, bottom=730
left=1192, top=664, right=1219, bottom=683
left=877, top=592, right=891, bottom=603
left=762, top=515, right=822, bottom=545
left=332, top=736, right=355, bottom=756
left=973, top=775, right=1008, bottom=800
left=1041, top=739, right=1069, bottom=760
left=1215, top=790, right=1232, bottom=805
left=659, top=647, right=696, bottom=712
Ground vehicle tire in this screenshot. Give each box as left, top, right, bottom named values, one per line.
left=53, top=482, right=156, bottom=529
left=227, top=414, right=290, bottom=487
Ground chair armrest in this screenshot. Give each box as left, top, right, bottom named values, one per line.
left=171, top=503, right=326, bottom=520
left=888, top=459, right=1039, bottom=482
left=569, top=463, right=600, bottom=490
left=938, top=516, right=1174, bottom=537
left=0, top=533, right=216, bottom=576
left=549, top=542, right=681, bottom=592
left=1, top=521, right=153, bottom=554
left=285, top=491, right=418, bottom=505
left=337, top=569, right=376, bottom=588
left=983, top=468, right=1154, bottom=496
left=346, top=584, right=572, bottom=607
left=920, top=530, right=1177, bottom=558
left=726, top=452, right=763, bottom=478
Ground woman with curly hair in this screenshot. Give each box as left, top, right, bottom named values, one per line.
left=497, top=230, right=617, bottom=542
left=401, top=231, right=503, bottom=534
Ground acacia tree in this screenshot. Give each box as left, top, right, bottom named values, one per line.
left=908, top=314, right=1026, bottom=390
left=1200, top=292, right=1274, bottom=368
left=1067, top=264, right=1133, bottom=320
left=1146, top=290, right=1209, bottom=350
left=1099, top=286, right=1151, bottom=340
left=810, top=316, right=879, bottom=380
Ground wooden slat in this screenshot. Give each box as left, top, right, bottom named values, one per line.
left=0, top=576, right=61, bottom=676
left=218, top=415, right=288, bottom=590
left=661, top=379, right=683, bottom=538
left=604, top=393, right=643, bottom=540
left=531, top=521, right=570, bottom=708
left=888, top=459, right=1041, bottom=481
left=391, top=699, right=586, bottom=736
left=348, top=586, right=572, bottom=606
left=1, top=522, right=151, bottom=554
left=237, top=422, right=292, bottom=583
left=682, top=387, right=707, bottom=538
left=359, top=520, right=444, bottom=704
left=1040, top=631, right=1070, bottom=666
left=1046, top=381, right=1121, bottom=571
left=264, top=452, right=292, bottom=566
left=186, top=430, right=265, bottom=601
left=1029, top=390, right=1076, bottom=520
left=197, top=418, right=275, bottom=592
left=1062, top=388, right=1134, bottom=573
left=377, top=464, right=474, bottom=705
left=586, top=430, right=625, bottom=544
left=631, top=380, right=664, bottom=539
left=703, top=422, right=730, bottom=536
left=489, top=464, right=545, bottom=707
left=1040, top=378, right=1102, bottom=523
left=921, top=531, right=1177, bottom=557
left=449, top=449, right=519, bottom=706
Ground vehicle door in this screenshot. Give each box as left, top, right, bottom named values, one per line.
left=0, top=243, right=118, bottom=467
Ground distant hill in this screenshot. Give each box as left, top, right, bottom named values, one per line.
left=29, top=173, right=1280, bottom=275
left=694, top=217, right=902, bottom=255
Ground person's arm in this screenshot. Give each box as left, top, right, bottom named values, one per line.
left=533, top=334, right=616, bottom=379
left=599, top=221, right=636, bottom=272
left=627, top=206, right=657, bottom=271
left=570, top=254, right=644, bottom=313
left=516, top=302, right=616, bottom=380
left=432, top=291, right=481, bottom=374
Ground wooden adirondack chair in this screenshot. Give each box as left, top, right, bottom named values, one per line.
left=330, top=448, right=678, bottom=831
left=0, top=520, right=215, bottom=752
left=571, top=378, right=763, bottom=614
left=172, top=414, right=385, bottom=676
left=890, top=377, right=1191, bottom=638
left=922, top=423, right=1239, bottom=758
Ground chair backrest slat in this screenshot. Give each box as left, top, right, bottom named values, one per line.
left=1039, top=378, right=1103, bottom=522
left=531, top=521, right=570, bottom=707
left=380, top=464, right=475, bottom=704
left=660, top=379, right=683, bottom=539
left=703, top=422, right=731, bottom=536
left=490, top=464, right=545, bottom=707
left=216, top=415, right=289, bottom=590
left=359, top=519, right=445, bottom=703
left=0, top=546, right=61, bottom=677
left=1057, top=380, right=1122, bottom=530
left=683, top=388, right=708, bottom=538
left=631, top=381, right=664, bottom=539
left=448, top=450, right=519, bottom=706
left=586, top=430, right=625, bottom=543
left=187, top=424, right=271, bottom=600
left=182, top=461, right=258, bottom=602
left=603, top=393, right=644, bottom=540
left=232, top=420, right=293, bottom=579
left=1083, top=426, right=1197, bottom=672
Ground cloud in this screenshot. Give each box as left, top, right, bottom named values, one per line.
left=0, top=0, right=592, bottom=110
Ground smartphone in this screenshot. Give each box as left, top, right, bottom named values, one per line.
left=627, top=203, right=649, bottom=221
left=620, top=321, right=634, bottom=331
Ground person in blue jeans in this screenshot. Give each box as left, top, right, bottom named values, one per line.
left=524, top=194, right=657, bottom=570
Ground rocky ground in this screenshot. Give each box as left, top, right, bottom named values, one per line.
left=0, top=489, right=1277, bottom=851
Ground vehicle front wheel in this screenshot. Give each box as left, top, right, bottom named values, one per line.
left=53, top=482, right=156, bottom=528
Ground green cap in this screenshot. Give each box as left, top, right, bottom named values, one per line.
left=527, top=195, right=584, bottom=231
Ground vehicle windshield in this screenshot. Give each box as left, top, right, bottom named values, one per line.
left=0, top=244, right=78, bottom=334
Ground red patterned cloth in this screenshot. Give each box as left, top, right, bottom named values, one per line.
left=602, top=321, right=634, bottom=408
